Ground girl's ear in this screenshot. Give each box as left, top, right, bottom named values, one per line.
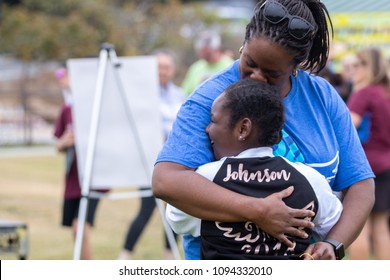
left=237, top=118, right=252, bottom=141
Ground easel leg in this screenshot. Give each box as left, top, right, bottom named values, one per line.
left=155, top=198, right=182, bottom=260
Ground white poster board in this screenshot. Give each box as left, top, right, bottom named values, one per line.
left=67, top=56, right=163, bottom=189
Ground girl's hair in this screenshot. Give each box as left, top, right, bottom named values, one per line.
left=245, top=0, right=333, bottom=74
left=223, top=79, right=284, bottom=146
left=357, top=48, right=390, bottom=92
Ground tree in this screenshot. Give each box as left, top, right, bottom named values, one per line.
left=0, top=0, right=126, bottom=61
left=0, top=0, right=246, bottom=63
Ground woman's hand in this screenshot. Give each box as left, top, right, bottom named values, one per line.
left=302, top=242, right=336, bottom=260
left=249, top=186, right=315, bottom=247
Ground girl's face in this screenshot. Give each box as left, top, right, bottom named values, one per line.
left=206, top=93, right=241, bottom=160
left=239, top=36, right=296, bottom=97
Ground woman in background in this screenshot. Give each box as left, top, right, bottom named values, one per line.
left=347, top=48, right=390, bottom=260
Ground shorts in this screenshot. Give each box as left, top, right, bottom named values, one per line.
left=372, top=168, right=390, bottom=212
left=62, top=198, right=100, bottom=227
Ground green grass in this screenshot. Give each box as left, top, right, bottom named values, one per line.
left=0, top=148, right=182, bottom=260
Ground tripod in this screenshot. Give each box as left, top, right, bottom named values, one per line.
left=73, top=43, right=181, bottom=260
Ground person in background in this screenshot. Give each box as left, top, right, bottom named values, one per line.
left=181, top=30, right=234, bottom=96
left=55, top=67, right=72, bottom=105
left=317, top=59, right=351, bottom=103
left=347, top=47, right=390, bottom=260
left=339, top=53, right=361, bottom=102
left=117, top=49, right=185, bottom=260
left=53, top=67, right=104, bottom=260
left=152, top=0, right=374, bottom=260
left=222, top=48, right=235, bottom=60
left=318, top=66, right=351, bottom=104
left=166, top=79, right=343, bottom=260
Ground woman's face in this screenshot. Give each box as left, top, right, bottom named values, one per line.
left=239, top=36, right=296, bottom=97
left=341, top=54, right=360, bottom=81
left=206, top=93, right=241, bottom=160
left=351, top=56, right=369, bottom=87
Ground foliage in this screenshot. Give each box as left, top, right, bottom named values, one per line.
left=0, top=0, right=246, bottom=64
left=0, top=0, right=121, bottom=60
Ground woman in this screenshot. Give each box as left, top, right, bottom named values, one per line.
left=153, top=0, right=375, bottom=260
left=54, top=68, right=106, bottom=260
left=347, top=48, right=390, bottom=260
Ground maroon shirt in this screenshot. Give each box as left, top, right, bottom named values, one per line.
left=54, top=105, right=81, bottom=199
left=348, top=84, right=390, bottom=174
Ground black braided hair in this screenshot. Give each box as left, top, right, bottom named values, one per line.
left=222, top=79, right=284, bottom=146
left=245, top=0, right=333, bottom=73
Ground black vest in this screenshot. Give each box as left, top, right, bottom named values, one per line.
left=201, top=156, right=318, bottom=260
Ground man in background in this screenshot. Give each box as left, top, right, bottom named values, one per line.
left=181, top=30, right=234, bottom=96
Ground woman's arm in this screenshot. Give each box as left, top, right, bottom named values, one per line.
left=153, top=161, right=315, bottom=247
left=303, top=178, right=375, bottom=260
left=327, top=178, right=375, bottom=247
left=56, top=125, right=74, bottom=152
left=350, top=111, right=362, bottom=127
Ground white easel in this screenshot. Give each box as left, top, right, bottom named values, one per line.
left=72, top=43, right=181, bottom=260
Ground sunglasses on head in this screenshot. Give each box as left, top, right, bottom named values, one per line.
left=259, top=0, right=317, bottom=40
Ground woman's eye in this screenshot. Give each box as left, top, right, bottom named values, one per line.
left=268, top=72, right=281, bottom=79
left=246, top=61, right=256, bottom=68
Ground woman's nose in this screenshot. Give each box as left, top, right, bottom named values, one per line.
left=249, top=70, right=267, bottom=83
